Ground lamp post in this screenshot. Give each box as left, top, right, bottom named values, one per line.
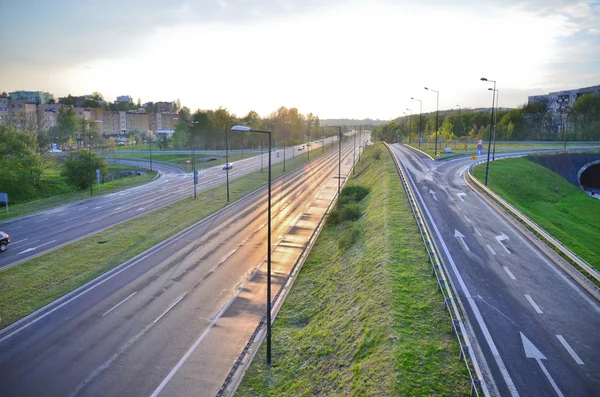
left=406, top=108, right=412, bottom=143
left=225, top=118, right=236, bottom=202
left=321, top=126, right=325, bottom=153
left=424, top=87, right=439, bottom=156
left=149, top=131, right=153, bottom=171
left=481, top=77, right=497, bottom=186
left=488, top=88, right=499, bottom=160
left=283, top=121, right=290, bottom=172
left=231, top=125, right=273, bottom=365
left=306, top=120, right=311, bottom=161
left=456, top=105, right=461, bottom=149
left=411, top=97, right=423, bottom=147
left=329, top=125, right=343, bottom=194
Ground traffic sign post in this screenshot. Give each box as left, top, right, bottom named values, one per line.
left=0, top=192, right=8, bottom=217
left=477, top=139, right=483, bottom=156
left=96, top=169, right=101, bottom=191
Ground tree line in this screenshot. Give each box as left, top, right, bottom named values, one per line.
left=372, top=93, right=600, bottom=144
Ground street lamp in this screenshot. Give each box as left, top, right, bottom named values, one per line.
left=406, top=108, right=412, bottom=144
left=488, top=88, right=499, bottom=160
left=283, top=121, right=290, bottom=172
left=481, top=77, right=497, bottom=186
left=225, top=118, right=236, bottom=202
left=328, top=125, right=343, bottom=194
left=149, top=130, right=153, bottom=171
left=231, top=125, right=273, bottom=365
left=88, top=120, right=103, bottom=196
left=424, top=87, right=440, bottom=156
left=411, top=97, right=423, bottom=147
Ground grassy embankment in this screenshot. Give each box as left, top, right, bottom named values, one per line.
left=111, top=151, right=260, bottom=171
left=0, top=163, right=156, bottom=221
left=0, top=145, right=334, bottom=329
left=405, top=141, right=600, bottom=159
left=237, top=144, right=469, bottom=396
left=473, top=157, right=600, bottom=269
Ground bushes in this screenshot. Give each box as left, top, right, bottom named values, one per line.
left=328, top=184, right=370, bottom=226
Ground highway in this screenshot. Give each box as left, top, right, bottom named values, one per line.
left=0, top=136, right=364, bottom=397
left=389, top=144, right=600, bottom=397
left=0, top=136, right=343, bottom=269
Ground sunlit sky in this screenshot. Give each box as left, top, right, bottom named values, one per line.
left=1, top=0, right=598, bottom=119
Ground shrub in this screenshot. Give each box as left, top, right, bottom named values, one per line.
left=338, top=222, right=361, bottom=249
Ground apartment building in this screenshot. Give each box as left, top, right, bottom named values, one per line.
left=151, top=112, right=178, bottom=132
left=155, top=101, right=172, bottom=113
left=4, top=99, right=38, bottom=128
left=116, top=95, right=132, bottom=104
left=0, top=94, right=8, bottom=122
left=528, top=85, right=600, bottom=112
left=36, top=104, right=62, bottom=131
left=9, top=90, right=54, bottom=105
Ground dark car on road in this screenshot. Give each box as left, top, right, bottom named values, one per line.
left=0, top=231, right=9, bottom=252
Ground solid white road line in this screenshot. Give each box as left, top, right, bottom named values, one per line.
left=102, top=292, right=137, bottom=317
left=525, top=294, right=543, bottom=314
left=154, top=295, right=185, bottom=324
left=556, top=335, right=584, bottom=365
left=503, top=267, right=517, bottom=280
left=486, top=244, right=497, bottom=255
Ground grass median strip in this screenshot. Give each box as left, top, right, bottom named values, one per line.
left=0, top=146, right=334, bottom=329
left=473, top=157, right=600, bottom=268
left=236, top=144, right=469, bottom=396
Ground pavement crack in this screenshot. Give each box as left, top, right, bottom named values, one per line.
left=476, top=294, right=519, bottom=328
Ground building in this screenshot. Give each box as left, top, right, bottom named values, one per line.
left=0, top=94, right=8, bottom=122
left=116, top=95, right=133, bottom=104
left=9, top=90, right=54, bottom=105
left=36, top=104, right=63, bottom=131
left=150, top=112, right=179, bottom=132
left=5, top=99, right=37, bottom=128
left=155, top=101, right=172, bottom=113
left=528, top=85, right=600, bottom=112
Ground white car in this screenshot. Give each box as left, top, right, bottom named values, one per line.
left=223, top=163, right=233, bottom=170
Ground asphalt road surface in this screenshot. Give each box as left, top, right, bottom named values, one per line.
left=390, top=144, right=600, bottom=397
left=0, top=136, right=365, bottom=397
left=0, top=135, right=359, bottom=270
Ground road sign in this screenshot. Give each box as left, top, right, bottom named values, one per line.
left=471, top=155, right=477, bottom=160
left=96, top=169, right=101, bottom=185
left=436, top=152, right=440, bottom=157
left=193, top=170, right=199, bottom=185
left=478, top=139, right=483, bottom=145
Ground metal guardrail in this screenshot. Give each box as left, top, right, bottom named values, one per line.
left=384, top=143, right=486, bottom=397
left=466, top=159, right=600, bottom=291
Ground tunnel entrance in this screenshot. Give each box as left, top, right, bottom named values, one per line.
left=580, top=162, right=600, bottom=190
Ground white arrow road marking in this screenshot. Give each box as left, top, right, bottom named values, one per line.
left=521, top=332, right=565, bottom=397
left=428, top=189, right=438, bottom=201
left=525, top=294, right=543, bottom=314
left=503, top=266, right=517, bottom=280
left=17, top=240, right=56, bottom=255
left=456, top=192, right=467, bottom=201
left=454, top=229, right=470, bottom=251
left=495, top=233, right=511, bottom=254
left=556, top=335, right=584, bottom=365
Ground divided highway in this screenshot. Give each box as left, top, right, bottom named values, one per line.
left=0, top=137, right=340, bottom=269
left=389, top=144, right=600, bottom=397
left=0, top=137, right=363, bottom=396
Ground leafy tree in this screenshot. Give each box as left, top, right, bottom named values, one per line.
left=0, top=124, right=43, bottom=201
left=54, top=107, right=78, bottom=144
left=62, top=150, right=107, bottom=190
left=59, top=95, right=77, bottom=106
left=81, top=99, right=101, bottom=108
left=570, top=93, right=600, bottom=140
left=439, top=119, right=456, bottom=147
left=145, top=102, right=156, bottom=114
left=91, top=91, right=104, bottom=101
left=158, top=133, right=169, bottom=150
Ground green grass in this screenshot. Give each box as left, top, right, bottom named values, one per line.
left=473, top=157, right=600, bottom=269
left=111, top=151, right=262, bottom=170
left=0, top=144, right=334, bottom=329
left=236, top=143, right=469, bottom=396
left=405, top=141, right=600, bottom=159
left=0, top=163, right=157, bottom=221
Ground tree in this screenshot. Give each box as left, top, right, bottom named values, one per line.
left=62, top=150, right=107, bottom=190
left=81, top=99, right=101, bottom=108
left=54, top=107, right=78, bottom=144
left=570, top=93, right=600, bottom=141
left=59, top=95, right=77, bottom=106
left=0, top=124, right=43, bottom=202
left=91, top=91, right=104, bottom=101
left=439, top=119, right=456, bottom=147
left=158, top=133, right=169, bottom=150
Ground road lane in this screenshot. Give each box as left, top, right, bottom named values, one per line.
left=0, top=136, right=364, bottom=397
left=0, top=136, right=344, bottom=269
left=390, top=144, right=600, bottom=397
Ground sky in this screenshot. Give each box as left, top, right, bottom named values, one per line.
left=1, top=0, right=598, bottom=120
